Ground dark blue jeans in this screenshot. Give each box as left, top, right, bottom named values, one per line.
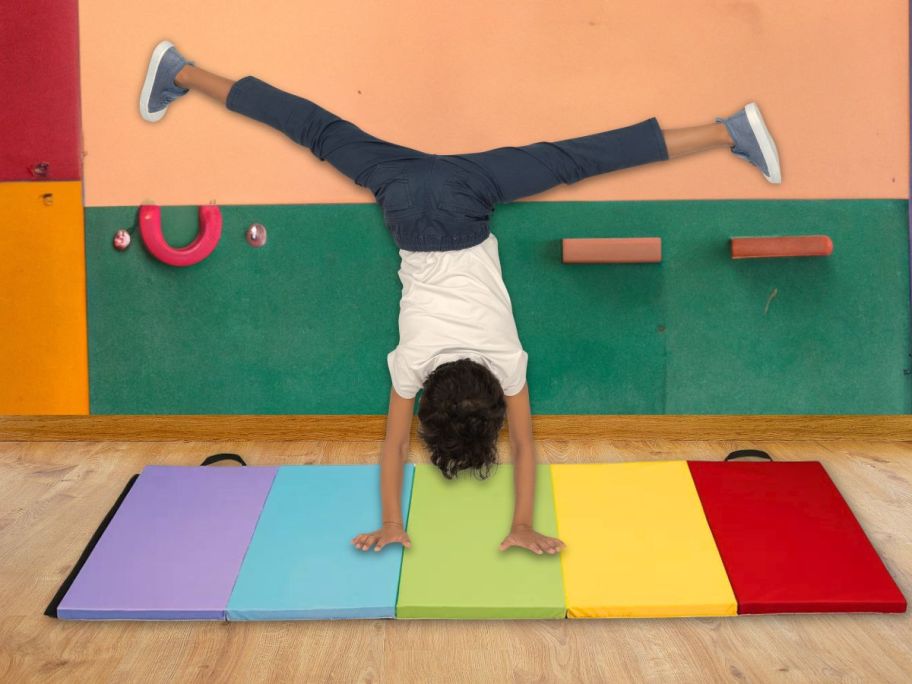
left=226, top=75, right=669, bottom=252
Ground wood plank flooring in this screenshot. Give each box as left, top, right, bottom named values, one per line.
left=1, top=437, right=909, bottom=682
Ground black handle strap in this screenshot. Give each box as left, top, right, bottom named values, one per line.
left=200, top=453, right=247, bottom=467
left=725, top=449, right=772, bottom=462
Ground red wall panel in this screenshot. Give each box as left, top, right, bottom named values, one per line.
left=0, top=0, right=82, bottom=180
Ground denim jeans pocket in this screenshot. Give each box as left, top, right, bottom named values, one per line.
left=376, top=177, right=412, bottom=212
left=367, top=162, right=414, bottom=214
left=435, top=178, right=489, bottom=220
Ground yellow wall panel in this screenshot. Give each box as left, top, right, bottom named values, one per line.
left=552, top=462, right=737, bottom=618
left=0, top=182, right=88, bottom=414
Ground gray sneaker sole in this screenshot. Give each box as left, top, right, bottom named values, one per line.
left=139, top=40, right=178, bottom=123
left=744, top=102, right=781, bottom=184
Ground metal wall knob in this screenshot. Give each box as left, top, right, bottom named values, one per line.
left=246, top=223, right=267, bottom=247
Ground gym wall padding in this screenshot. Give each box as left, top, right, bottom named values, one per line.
left=0, top=0, right=82, bottom=181
left=227, top=465, right=415, bottom=620
left=57, top=465, right=277, bottom=620
left=552, top=462, right=737, bottom=618
left=689, top=461, right=907, bottom=614
left=0, top=182, right=89, bottom=414
left=77, top=1, right=906, bottom=206
left=85, top=200, right=910, bottom=414
left=396, top=465, right=565, bottom=619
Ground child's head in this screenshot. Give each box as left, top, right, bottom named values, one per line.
left=417, top=358, right=506, bottom=479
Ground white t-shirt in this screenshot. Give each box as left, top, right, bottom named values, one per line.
left=387, top=233, right=528, bottom=398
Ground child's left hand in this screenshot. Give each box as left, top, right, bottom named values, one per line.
left=499, top=525, right=566, bottom=555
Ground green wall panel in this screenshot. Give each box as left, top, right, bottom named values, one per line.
left=660, top=200, right=910, bottom=413
left=85, top=200, right=910, bottom=414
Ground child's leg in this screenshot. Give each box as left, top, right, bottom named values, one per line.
left=176, top=65, right=429, bottom=188
left=452, top=117, right=731, bottom=205
left=174, top=64, right=233, bottom=103
left=664, top=123, right=732, bottom=159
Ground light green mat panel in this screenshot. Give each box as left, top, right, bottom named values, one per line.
left=84, top=200, right=910, bottom=414
left=396, top=464, right=565, bottom=619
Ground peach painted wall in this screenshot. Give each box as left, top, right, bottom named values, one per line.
left=79, top=0, right=908, bottom=207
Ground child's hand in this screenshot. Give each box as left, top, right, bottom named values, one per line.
left=499, top=525, right=566, bottom=555
left=352, top=523, right=411, bottom=552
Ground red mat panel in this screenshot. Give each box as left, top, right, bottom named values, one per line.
left=688, top=461, right=906, bottom=614
left=0, top=0, right=82, bottom=180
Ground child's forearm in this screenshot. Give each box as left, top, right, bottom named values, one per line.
left=379, top=443, right=406, bottom=526
left=501, top=387, right=565, bottom=554
left=511, top=445, right=536, bottom=529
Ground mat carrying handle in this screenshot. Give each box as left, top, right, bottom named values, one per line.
left=200, top=453, right=247, bottom=467
left=725, top=449, right=773, bottom=462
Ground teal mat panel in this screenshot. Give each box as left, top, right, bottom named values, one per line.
left=85, top=200, right=910, bottom=414
left=227, top=465, right=414, bottom=620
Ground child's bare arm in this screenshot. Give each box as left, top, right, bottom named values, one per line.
left=498, top=383, right=566, bottom=555
left=352, top=387, right=415, bottom=551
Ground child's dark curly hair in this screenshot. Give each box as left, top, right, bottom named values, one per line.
left=417, top=358, right=506, bottom=479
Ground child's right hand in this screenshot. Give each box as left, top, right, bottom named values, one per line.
left=352, top=523, right=412, bottom=552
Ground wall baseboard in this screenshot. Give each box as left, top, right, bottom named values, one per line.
left=1, top=415, right=911, bottom=442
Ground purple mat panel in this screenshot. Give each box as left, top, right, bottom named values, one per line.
left=57, top=466, right=277, bottom=620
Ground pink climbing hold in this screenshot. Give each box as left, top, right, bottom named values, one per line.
left=139, top=204, right=222, bottom=267
left=113, top=229, right=131, bottom=251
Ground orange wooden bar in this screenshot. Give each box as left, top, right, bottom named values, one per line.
left=562, top=238, right=662, bottom=264
left=730, top=236, right=834, bottom=259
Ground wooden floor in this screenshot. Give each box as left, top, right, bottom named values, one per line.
left=1, top=437, right=910, bottom=682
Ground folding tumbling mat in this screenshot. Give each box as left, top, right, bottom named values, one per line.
left=689, top=459, right=907, bottom=614
left=396, top=465, right=565, bottom=619
left=49, top=456, right=905, bottom=621
left=227, top=465, right=414, bottom=620
left=551, top=461, right=738, bottom=618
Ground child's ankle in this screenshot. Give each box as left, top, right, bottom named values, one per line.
left=174, top=64, right=193, bottom=88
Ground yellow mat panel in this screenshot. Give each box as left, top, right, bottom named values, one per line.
left=551, top=462, right=737, bottom=618
left=0, top=181, right=88, bottom=413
